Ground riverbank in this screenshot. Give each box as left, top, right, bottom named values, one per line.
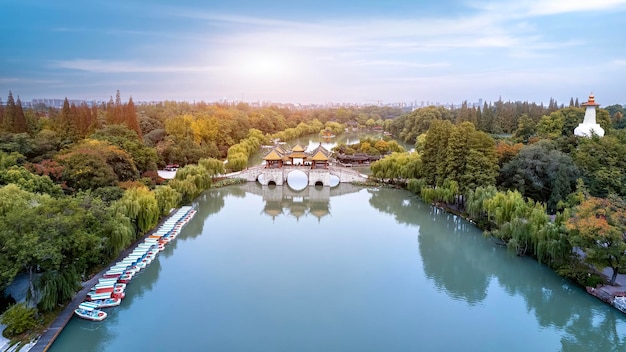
left=586, top=269, right=626, bottom=309
left=26, top=206, right=189, bottom=352
left=429, top=196, right=626, bottom=316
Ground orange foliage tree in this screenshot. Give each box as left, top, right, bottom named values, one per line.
left=566, top=196, right=626, bottom=285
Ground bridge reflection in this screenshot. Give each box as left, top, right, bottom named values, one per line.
left=238, top=182, right=363, bottom=222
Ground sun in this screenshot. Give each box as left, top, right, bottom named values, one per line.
left=241, top=54, right=286, bottom=78
left=232, top=51, right=298, bottom=82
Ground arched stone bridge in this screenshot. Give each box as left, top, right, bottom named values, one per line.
left=227, top=165, right=368, bottom=187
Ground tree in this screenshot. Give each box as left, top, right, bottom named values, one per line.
left=58, top=98, right=78, bottom=142
left=58, top=150, right=117, bottom=191
left=513, top=114, right=536, bottom=143
left=500, top=140, right=580, bottom=212
left=199, top=157, right=225, bottom=176
left=567, top=196, right=626, bottom=285
left=91, top=124, right=158, bottom=174
left=115, top=186, right=159, bottom=237
left=124, top=96, right=142, bottom=138
left=421, top=119, right=452, bottom=185
left=154, top=185, right=182, bottom=216
left=2, top=91, right=16, bottom=132
left=574, top=134, right=626, bottom=198
left=14, top=96, right=27, bottom=133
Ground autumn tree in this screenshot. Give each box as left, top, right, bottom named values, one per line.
left=567, top=196, right=626, bottom=285
left=124, top=96, right=142, bottom=138
left=2, top=91, right=16, bottom=132
left=91, top=124, right=158, bottom=174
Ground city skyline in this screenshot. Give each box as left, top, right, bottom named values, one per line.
left=1, top=0, right=625, bottom=105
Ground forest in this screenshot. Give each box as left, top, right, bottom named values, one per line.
left=0, top=89, right=625, bottom=339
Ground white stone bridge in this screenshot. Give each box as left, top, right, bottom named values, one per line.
left=227, top=165, right=368, bottom=187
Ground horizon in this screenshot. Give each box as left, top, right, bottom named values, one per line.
left=1, top=0, right=625, bottom=105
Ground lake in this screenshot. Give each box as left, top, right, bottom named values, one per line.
left=49, top=183, right=626, bottom=351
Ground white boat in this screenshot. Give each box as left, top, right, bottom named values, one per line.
left=74, top=305, right=107, bottom=321
left=81, top=298, right=121, bottom=309
left=94, top=282, right=126, bottom=290
left=614, top=296, right=626, bottom=313
left=86, top=291, right=112, bottom=301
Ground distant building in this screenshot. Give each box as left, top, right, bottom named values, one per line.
left=574, top=93, right=605, bottom=137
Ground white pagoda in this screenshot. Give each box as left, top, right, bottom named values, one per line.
left=574, top=93, right=604, bottom=137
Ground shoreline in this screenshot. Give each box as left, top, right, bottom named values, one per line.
left=27, top=207, right=187, bottom=352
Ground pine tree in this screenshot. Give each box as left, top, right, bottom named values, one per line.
left=574, top=98, right=579, bottom=107
left=14, top=96, right=27, bottom=133
left=569, top=97, right=574, bottom=107
left=124, top=96, right=142, bottom=139
left=59, top=98, right=77, bottom=140
left=3, top=91, right=16, bottom=132
left=106, top=96, right=115, bottom=125
left=114, top=90, right=123, bottom=124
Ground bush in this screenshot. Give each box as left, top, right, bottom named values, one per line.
left=0, top=303, right=38, bottom=337
left=557, top=261, right=605, bottom=287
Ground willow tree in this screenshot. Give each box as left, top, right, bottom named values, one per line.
left=169, top=164, right=211, bottom=203
left=199, top=157, right=225, bottom=176
left=115, top=186, right=159, bottom=237
left=154, top=185, right=182, bottom=216
left=567, top=196, right=626, bottom=285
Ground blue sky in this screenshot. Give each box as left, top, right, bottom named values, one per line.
left=1, top=0, right=625, bottom=105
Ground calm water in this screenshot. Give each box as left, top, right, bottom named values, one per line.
left=50, top=183, right=626, bottom=352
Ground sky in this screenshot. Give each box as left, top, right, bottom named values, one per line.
left=1, top=0, right=625, bottom=105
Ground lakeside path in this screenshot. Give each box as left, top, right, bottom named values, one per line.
left=28, top=208, right=182, bottom=352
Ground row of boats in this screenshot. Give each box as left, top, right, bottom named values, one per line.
left=74, top=206, right=197, bottom=321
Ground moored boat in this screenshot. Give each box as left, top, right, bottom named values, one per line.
left=86, top=291, right=112, bottom=301
left=74, top=306, right=107, bottom=321
left=614, top=296, right=626, bottom=313
left=81, top=298, right=121, bottom=309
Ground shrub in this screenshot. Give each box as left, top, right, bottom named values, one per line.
left=0, top=303, right=38, bottom=337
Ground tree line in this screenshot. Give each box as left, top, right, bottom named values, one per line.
left=0, top=89, right=403, bottom=336
left=371, top=102, right=626, bottom=288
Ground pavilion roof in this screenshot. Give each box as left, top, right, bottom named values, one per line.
left=263, top=148, right=284, bottom=161
left=291, top=143, right=306, bottom=152
left=289, top=151, right=308, bottom=158
left=308, top=143, right=330, bottom=161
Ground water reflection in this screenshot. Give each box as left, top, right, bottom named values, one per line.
left=365, top=187, right=626, bottom=351
left=235, top=182, right=360, bottom=222
left=49, top=184, right=626, bottom=352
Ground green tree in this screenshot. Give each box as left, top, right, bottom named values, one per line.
left=500, top=140, right=580, bottom=212
left=573, top=134, right=626, bottom=197
left=513, top=114, right=536, bottom=143
left=421, top=119, right=452, bottom=186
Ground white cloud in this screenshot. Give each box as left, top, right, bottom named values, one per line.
left=526, top=0, right=626, bottom=15
left=472, top=0, right=626, bottom=17
left=51, top=59, right=220, bottom=74
left=611, top=59, right=626, bottom=66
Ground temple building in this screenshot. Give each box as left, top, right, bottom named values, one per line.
left=574, top=93, right=605, bottom=137
left=263, top=143, right=330, bottom=169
